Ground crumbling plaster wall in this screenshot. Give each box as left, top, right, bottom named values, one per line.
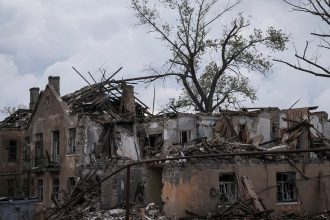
left=146, top=114, right=220, bottom=153
left=196, top=115, right=218, bottom=139
left=162, top=162, right=330, bottom=219
left=116, top=124, right=140, bottom=160
left=101, top=159, right=145, bottom=209
left=230, top=113, right=271, bottom=144
left=75, top=116, right=103, bottom=166
left=0, top=129, right=26, bottom=196
left=310, top=114, right=323, bottom=136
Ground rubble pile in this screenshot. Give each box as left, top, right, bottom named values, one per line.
left=165, top=137, right=270, bottom=158
left=217, top=200, right=273, bottom=219
left=82, top=203, right=167, bottom=220
left=47, top=169, right=102, bottom=219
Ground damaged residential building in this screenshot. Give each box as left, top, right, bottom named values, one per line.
left=100, top=107, right=330, bottom=219
left=1, top=75, right=330, bottom=219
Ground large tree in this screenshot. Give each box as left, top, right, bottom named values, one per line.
left=132, top=0, right=288, bottom=113
left=275, top=0, right=330, bottom=78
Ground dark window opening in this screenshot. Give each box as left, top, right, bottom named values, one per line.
left=277, top=172, right=296, bottom=203
left=67, top=177, right=76, bottom=194
left=219, top=173, right=238, bottom=204
left=52, top=131, right=59, bottom=163
left=37, top=179, right=43, bottom=202
left=67, top=128, right=76, bottom=154
left=35, top=133, right=43, bottom=167
left=52, top=178, right=60, bottom=200
left=239, top=124, right=248, bottom=143
left=8, top=140, right=17, bottom=161
left=145, top=133, right=163, bottom=149
left=180, top=130, right=191, bottom=144
left=24, top=137, right=30, bottom=160
left=272, top=122, right=276, bottom=133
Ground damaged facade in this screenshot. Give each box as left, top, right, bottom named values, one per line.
left=1, top=76, right=330, bottom=219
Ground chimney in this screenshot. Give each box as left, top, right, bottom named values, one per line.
left=121, top=84, right=136, bottom=116
left=29, top=87, right=40, bottom=110
left=48, top=76, right=60, bottom=95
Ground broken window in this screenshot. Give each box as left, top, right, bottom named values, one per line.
left=239, top=124, right=248, bottom=143
left=37, top=179, right=43, bottom=202
left=180, top=130, right=192, bottom=144
left=52, top=178, right=60, bottom=200
left=52, top=131, right=59, bottom=163
left=145, top=133, right=163, bottom=149
left=67, top=128, right=76, bottom=154
left=35, top=133, right=43, bottom=167
left=24, top=137, right=30, bottom=160
left=67, top=177, right=76, bottom=194
left=7, top=179, right=15, bottom=196
left=219, top=173, right=238, bottom=204
left=277, top=172, right=297, bottom=203
left=8, top=140, right=17, bottom=161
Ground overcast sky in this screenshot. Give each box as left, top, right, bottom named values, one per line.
left=0, top=0, right=329, bottom=120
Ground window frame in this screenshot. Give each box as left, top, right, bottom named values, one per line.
left=67, top=128, right=76, bottom=155
left=52, top=178, right=60, bottom=200
left=180, top=130, right=192, bottom=144
left=276, top=172, right=297, bottom=203
left=35, top=133, right=43, bottom=167
left=37, top=179, right=43, bottom=202
left=8, top=140, right=17, bottom=161
left=219, top=173, right=239, bottom=205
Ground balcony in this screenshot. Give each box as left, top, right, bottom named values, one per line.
left=22, top=155, right=61, bottom=172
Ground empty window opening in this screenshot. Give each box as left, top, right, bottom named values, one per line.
left=37, top=179, right=43, bottom=202
left=145, top=133, right=163, bottom=149
left=272, top=122, right=276, bottom=133
left=67, top=128, right=76, bottom=154
left=8, top=140, right=17, bottom=161
left=24, top=137, right=30, bottom=160
left=219, top=173, right=238, bottom=204
left=277, top=172, right=296, bottom=203
left=35, top=133, right=43, bottom=167
left=52, top=178, right=60, bottom=200
left=180, top=130, right=192, bottom=144
left=67, top=177, right=76, bottom=194
left=239, top=124, right=248, bottom=143
left=52, top=131, right=59, bottom=164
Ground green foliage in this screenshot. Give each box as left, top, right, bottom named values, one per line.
left=132, top=0, right=288, bottom=112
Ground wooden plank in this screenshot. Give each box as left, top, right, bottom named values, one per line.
left=241, top=176, right=265, bottom=211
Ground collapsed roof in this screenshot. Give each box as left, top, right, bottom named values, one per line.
left=61, top=81, right=150, bottom=119
left=0, top=109, right=31, bottom=129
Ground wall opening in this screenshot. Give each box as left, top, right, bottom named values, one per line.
left=239, top=124, right=248, bottom=143
left=180, top=130, right=191, bottom=144
left=146, top=167, right=163, bottom=206
left=219, top=173, right=238, bottom=205
left=52, top=178, right=60, bottom=200
left=67, top=177, right=76, bottom=194
left=276, top=172, right=297, bottom=203
left=37, top=179, right=43, bottom=202
left=35, top=133, right=43, bottom=167
left=8, top=140, right=17, bottom=161
left=145, top=133, right=163, bottom=149
left=51, top=131, right=59, bottom=164
left=67, top=128, right=76, bottom=155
